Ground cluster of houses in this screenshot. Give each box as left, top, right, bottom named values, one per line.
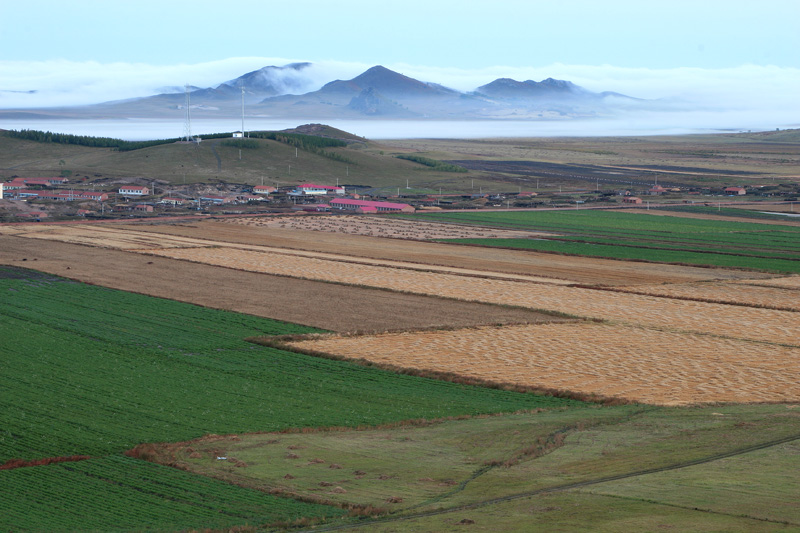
left=1, top=178, right=418, bottom=215
left=619, top=185, right=749, bottom=205
left=2, top=176, right=763, bottom=219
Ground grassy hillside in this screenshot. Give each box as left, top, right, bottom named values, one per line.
left=0, top=129, right=486, bottom=191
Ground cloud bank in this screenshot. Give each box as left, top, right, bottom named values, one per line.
left=1, top=57, right=799, bottom=134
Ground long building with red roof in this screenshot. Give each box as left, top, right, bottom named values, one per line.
left=330, top=198, right=415, bottom=213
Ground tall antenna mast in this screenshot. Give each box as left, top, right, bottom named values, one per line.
left=241, top=84, right=246, bottom=138
left=183, top=84, right=192, bottom=142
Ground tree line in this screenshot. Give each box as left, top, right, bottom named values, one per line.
left=4, top=129, right=354, bottom=162
left=395, top=154, right=468, bottom=173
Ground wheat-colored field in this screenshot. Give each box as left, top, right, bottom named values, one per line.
left=610, top=281, right=800, bottom=311
left=287, top=323, right=800, bottom=405
left=733, top=276, right=800, bottom=290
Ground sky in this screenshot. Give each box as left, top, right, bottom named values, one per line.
left=1, top=0, right=799, bottom=132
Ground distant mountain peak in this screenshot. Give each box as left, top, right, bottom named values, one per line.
left=475, top=77, right=589, bottom=100
left=320, top=65, right=456, bottom=99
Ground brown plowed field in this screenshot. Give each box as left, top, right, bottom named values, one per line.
left=287, top=323, right=800, bottom=405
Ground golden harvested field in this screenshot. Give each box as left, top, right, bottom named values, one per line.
left=287, top=323, right=800, bottom=405
left=733, top=276, right=800, bottom=290
left=609, top=281, right=800, bottom=311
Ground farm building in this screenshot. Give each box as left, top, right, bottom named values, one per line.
left=622, top=196, right=643, bottom=204
left=7, top=177, right=69, bottom=187
left=253, top=185, right=276, bottom=195
left=133, top=204, right=154, bottom=212
left=725, top=187, right=747, bottom=195
left=289, top=183, right=346, bottom=196
left=330, top=198, right=415, bottom=213
left=648, top=185, right=668, bottom=195
left=119, top=186, right=150, bottom=196
left=199, top=195, right=231, bottom=204
left=159, top=197, right=185, bottom=206
left=13, top=189, right=108, bottom=202
left=236, top=194, right=264, bottom=203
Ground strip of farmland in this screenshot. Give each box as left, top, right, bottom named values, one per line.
left=286, top=323, right=800, bottom=405
left=140, top=245, right=799, bottom=346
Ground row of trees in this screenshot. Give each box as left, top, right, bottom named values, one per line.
left=248, top=131, right=355, bottom=164
left=3, top=129, right=182, bottom=151
left=5, top=129, right=354, bottom=162
left=395, top=154, right=468, bottom=173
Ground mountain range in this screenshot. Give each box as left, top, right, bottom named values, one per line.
left=0, top=63, right=644, bottom=121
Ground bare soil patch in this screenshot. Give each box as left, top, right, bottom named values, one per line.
left=288, top=323, right=800, bottom=405
left=0, top=235, right=557, bottom=332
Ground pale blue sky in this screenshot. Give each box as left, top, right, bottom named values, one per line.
left=1, top=0, right=799, bottom=133
left=2, top=0, right=798, bottom=68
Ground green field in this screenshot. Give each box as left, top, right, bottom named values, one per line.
left=407, top=210, right=800, bottom=273
left=0, top=456, right=344, bottom=531
left=0, top=266, right=582, bottom=530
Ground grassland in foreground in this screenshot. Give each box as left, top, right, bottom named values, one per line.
left=151, top=403, right=800, bottom=531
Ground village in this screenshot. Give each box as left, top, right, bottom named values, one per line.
left=0, top=173, right=783, bottom=222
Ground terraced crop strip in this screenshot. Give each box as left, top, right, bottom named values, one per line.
left=288, top=323, right=800, bottom=405
left=142, top=245, right=799, bottom=345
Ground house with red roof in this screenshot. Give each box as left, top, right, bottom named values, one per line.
left=330, top=198, right=415, bottom=213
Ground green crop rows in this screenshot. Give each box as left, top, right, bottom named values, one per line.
left=0, top=455, right=344, bottom=531
left=406, top=210, right=800, bottom=273
left=1, top=268, right=582, bottom=530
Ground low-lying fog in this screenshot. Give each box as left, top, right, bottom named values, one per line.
left=1, top=59, right=798, bottom=139
left=0, top=114, right=793, bottom=141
